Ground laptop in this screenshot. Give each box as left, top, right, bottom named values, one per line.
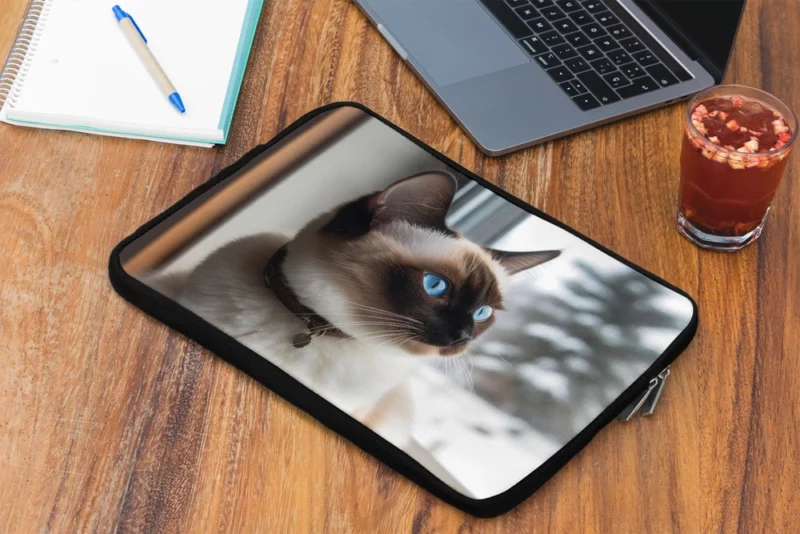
left=352, top=0, right=747, bottom=155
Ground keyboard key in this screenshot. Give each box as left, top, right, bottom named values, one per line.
left=617, top=76, right=659, bottom=98
left=607, top=24, right=631, bottom=40
left=603, top=71, right=630, bottom=88
left=633, top=50, right=658, bottom=66
left=589, top=57, right=615, bottom=74
left=540, top=30, right=565, bottom=46
left=552, top=43, right=579, bottom=59
left=608, top=49, right=634, bottom=65
left=645, top=63, right=679, bottom=87
left=556, top=0, right=582, bottom=12
left=594, top=36, right=620, bottom=52
left=541, top=5, right=567, bottom=21
left=515, top=4, right=540, bottom=20
left=565, top=32, right=590, bottom=47
left=576, top=43, right=602, bottom=60
left=506, top=0, right=528, bottom=6
left=620, top=37, right=645, bottom=53
left=582, top=22, right=607, bottom=38
left=546, top=65, right=574, bottom=82
left=559, top=81, right=579, bottom=96
left=554, top=19, right=579, bottom=34
left=568, top=9, right=593, bottom=25
left=577, top=70, right=621, bottom=104
left=534, top=52, right=562, bottom=68
left=478, top=0, right=532, bottom=38
left=572, top=93, right=601, bottom=110
left=571, top=79, right=588, bottom=93
left=531, top=0, right=555, bottom=7
left=520, top=36, right=548, bottom=55
left=581, top=1, right=606, bottom=13
left=528, top=18, right=553, bottom=33
left=564, top=56, right=591, bottom=73
left=621, top=63, right=646, bottom=79
left=595, top=12, right=619, bottom=26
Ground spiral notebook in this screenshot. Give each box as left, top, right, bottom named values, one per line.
left=0, top=0, right=264, bottom=146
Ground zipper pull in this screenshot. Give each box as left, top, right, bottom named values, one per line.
left=618, top=377, right=659, bottom=422
left=617, top=367, right=671, bottom=422
left=642, top=368, right=670, bottom=417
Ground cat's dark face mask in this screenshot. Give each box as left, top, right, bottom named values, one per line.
left=306, top=171, right=561, bottom=357
left=381, top=259, right=502, bottom=356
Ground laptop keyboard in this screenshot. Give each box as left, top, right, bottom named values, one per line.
left=479, top=0, right=693, bottom=110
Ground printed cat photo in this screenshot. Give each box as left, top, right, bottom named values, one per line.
left=170, top=171, right=559, bottom=446
left=124, top=108, right=695, bottom=500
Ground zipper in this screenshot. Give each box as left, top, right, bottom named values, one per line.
left=618, top=367, right=671, bottom=422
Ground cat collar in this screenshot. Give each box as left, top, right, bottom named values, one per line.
left=263, top=245, right=349, bottom=348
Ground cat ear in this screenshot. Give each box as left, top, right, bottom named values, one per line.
left=486, top=249, right=561, bottom=275
left=371, top=171, right=458, bottom=229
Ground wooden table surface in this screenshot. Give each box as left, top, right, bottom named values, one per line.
left=2, top=0, right=798, bottom=531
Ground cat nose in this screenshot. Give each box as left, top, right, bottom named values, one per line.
left=447, top=329, right=473, bottom=346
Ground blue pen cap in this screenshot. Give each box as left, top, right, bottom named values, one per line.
left=112, top=5, right=126, bottom=21
left=112, top=5, right=147, bottom=42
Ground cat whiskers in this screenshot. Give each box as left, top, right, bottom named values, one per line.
left=269, top=264, right=424, bottom=331
left=478, top=345, right=516, bottom=371
left=240, top=306, right=421, bottom=342
left=262, top=267, right=422, bottom=327
left=350, top=329, right=416, bottom=341
left=307, top=321, right=422, bottom=334
left=329, top=329, right=411, bottom=347
left=347, top=302, right=423, bottom=324
left=373, top=333, right=417, bottom=350
left=453, top=350, right=475, bottom=393
left=333, top=302, right=425, bottom=336
left=279, top=311, right=408, bottom=322
left=438, top=350, right=475, bottom=394
left=270, top=309, right=421, bottom=328
left=443, top=352, right=454, bottom=385
left=397, top=334, right=422, bottom=349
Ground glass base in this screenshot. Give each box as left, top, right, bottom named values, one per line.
left=676, top=211, right=767, bottom=252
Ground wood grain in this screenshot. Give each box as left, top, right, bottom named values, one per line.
left=1, top=0, right=798, bottom=531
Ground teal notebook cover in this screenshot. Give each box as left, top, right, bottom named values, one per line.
left=218, top=0, right=265, bottom=142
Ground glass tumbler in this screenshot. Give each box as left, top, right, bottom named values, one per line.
left=677, top=85, right=797, bottom=251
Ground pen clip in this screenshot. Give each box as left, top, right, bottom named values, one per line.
left=128, top=15, right=147, bottom=43
left=112, top=5, right=147, bottom=43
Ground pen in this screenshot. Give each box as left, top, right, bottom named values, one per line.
left=112, top=5, right=185, bottom=113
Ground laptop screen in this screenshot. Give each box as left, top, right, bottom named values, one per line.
left=635, top=0, right=746, bottom=80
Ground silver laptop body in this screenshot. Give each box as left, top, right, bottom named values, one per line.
left=353, top=0, right=747, bottom=155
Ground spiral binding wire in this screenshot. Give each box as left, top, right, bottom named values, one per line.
left=0, top=0, right=53, bottom=109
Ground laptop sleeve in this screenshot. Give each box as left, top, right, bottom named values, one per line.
left=109, top=102, right=698, bottom=517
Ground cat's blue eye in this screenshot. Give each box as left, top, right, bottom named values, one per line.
left=473, top=305, right=493, bottom=322
left=423, top=273, right=449, bottom=296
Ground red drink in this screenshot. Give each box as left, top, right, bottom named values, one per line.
left=677, top=86, right=797, bottom=251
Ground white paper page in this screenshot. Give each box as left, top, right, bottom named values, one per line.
left=1, top=117, right=213, bottom=146
left=7, top=0, right=249, bottom=138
